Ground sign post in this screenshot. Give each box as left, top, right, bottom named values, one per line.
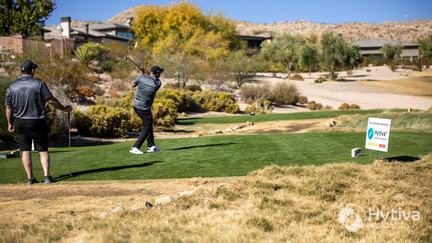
left=365, top=117, right=391, bottom=153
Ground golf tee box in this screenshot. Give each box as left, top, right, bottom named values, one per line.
left=0, top=150, right=20, bottom=159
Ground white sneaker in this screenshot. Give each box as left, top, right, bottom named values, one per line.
left=147, top=146, right=161, bottom=153
left=129, top=147, right=143, bottom=155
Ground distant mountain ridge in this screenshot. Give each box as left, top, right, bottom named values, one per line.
left=105, top=6, right=432, bottom=42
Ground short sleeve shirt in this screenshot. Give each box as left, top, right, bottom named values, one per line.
left=133, top=75, right=161, bottom=110
left=5, top=76, right=53, bottom=119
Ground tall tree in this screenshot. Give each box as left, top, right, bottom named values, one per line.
left=132, top=2, right=234, bottom=60
left=319, top=32, right=348, bottom=80
left=223, top=50, right=256, bottom=88
left=261, top=33, right=305, bottom=78
left=382, top=44, right=402, bottom=71
left=300, top=42, right=319, bottom=76
left=0, top=0, right=55, bottom=36
left=419, top=35, right=432, bottom=62
left=343, top=45, right=363, bottom=74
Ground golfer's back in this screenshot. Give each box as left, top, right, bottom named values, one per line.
left=6, top=76, right=52, bottom=119
left=133, top=75, right=161, bottom=111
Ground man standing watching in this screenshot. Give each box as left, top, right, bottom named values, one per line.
left=5, top=60, right=72, bottom=184
left=129, top=66, right=164, bottom=155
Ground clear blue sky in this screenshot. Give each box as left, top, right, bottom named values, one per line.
left=46, top=0, right=432, bottom=25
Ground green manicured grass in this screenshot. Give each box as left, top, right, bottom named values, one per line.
left=178, top=109, right=388, bottom=125
left=1, top=131, right=430, bottom=183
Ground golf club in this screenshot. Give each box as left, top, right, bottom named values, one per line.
left=124, top=56, right=149, bottom=75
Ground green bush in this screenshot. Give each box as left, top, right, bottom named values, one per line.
left=192, top=90, right=239, bottom=114
left=245, top=99, right=273, bottom=114
left=0, top=76, right=12, bottom=140
left=156, top=89, right=193, bottom=113
left=74, top=105, right=131, bottom=137
left=75, top=42, right=109, bottom=65
left=101, top=60, right=114, bottom=72
left=270, top=82, right=300, bottom=105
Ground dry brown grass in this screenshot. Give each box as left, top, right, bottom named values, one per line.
left=1, top=155, right=431, bottom=242
left=360, top=71, right=432, bottom=96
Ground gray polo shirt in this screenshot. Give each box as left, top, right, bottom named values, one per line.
left=133, top=75, right=161, bottom=111
left=5, top=75, right=53, bottom=119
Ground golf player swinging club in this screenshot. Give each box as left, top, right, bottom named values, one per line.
left=125, top=56, right=163, bottom=155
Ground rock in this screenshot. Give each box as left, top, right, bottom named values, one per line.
left=181, top=112, right=188, bottom=117
left=99, top=211, right=109, bottom=219
left=224, top=128, right=233, bottom=133
left=156, top=196, right=175, bottom=206
left=328, top=120, right=337, bottom=127
left=145, top=201, right=154, bottom=209
left=351, top=148, right=362, bottom=158
left=179, top=189, right=196, bottom=197
left=246, top=121, right=254, bottom=126
left=111, top=206, right=123, bottom=214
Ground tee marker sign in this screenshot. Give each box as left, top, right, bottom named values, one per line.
left=365, top=117, right=391, bottom=152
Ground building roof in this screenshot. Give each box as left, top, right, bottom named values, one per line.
left=354, top=39, right=419, bottom=48
left=238, top=32, right=272, bottom=40
left=88, top=23, right=131, bottom=31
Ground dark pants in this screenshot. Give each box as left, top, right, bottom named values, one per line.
left=133, top=107, right=155, bottom=149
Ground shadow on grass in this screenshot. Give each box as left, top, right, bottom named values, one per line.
left=169, top=142, right=236, bottom=151
left=55, top=161, right=162, bottom=181
left=384, top=156, right=420, bottom=163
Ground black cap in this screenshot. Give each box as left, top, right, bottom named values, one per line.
left=21, top=60, right=38, bottom=73
left=150, top=66, right=164, bottom=74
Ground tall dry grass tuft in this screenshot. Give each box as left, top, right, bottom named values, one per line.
left=0, top=155, right=431, bottom=242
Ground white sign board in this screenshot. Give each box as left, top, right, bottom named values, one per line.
left=365, top=117, right=391, bottom=152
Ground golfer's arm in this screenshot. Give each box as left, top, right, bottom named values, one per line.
left=5, top=106, right=13, bottom=125
left=48, top=97, right=68, bottom=111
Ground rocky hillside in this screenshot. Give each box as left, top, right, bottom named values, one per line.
left=108, top=6, right=432, bottom=42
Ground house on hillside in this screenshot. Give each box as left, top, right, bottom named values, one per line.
left=44, top=17, right=134, bottom=47
left=354, top=39, right=420, bottom=61
left=237, top=33, right=272, bottom=50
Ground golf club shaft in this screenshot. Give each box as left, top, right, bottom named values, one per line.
left=124, top=56, right=148, bottom=75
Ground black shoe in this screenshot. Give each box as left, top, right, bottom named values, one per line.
left=27, top=178, right=39, bottom=185
left=44, top=175, right=54, bottom=184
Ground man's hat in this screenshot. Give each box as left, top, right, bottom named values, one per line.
left=21, top=60, right=38, bottom=73
left=150, top=66, right=164, bottom=74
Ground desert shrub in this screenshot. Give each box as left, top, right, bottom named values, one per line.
left=75, top=42, right=109, bottom=65
left=349, top=104, right=361, bottom=110
left=323, top=105, right=333, bottom=110
left=298, top=95, right=309, bottom=104
left=315, top=76, right=327, bottom=83
left=270, top=82, right=300, bottom=105
left=87, top=75, right=102, bottom=83
left=192, top=90, right=239, bottom=114
left=338, top=103, right=360, bottom=110
left=185, top=84, right=202, bottom=92
left=76, top=85, right=96, bottom=98
left=245, top=99, right=273, bottom=114
left=429, top=106, right=432, bottom=111
left=157, top=89, right=194, bottom=113
left=101, top=60, right=114, bottom=72
left=338, top=103, right=350, bottom=110
left=290, top=74, right=304, bottom=81
left=74, top=105, right=131, bottom=137
left=36, top=58, right=91, bottom=99
left=240, top=84, right=272, bottom=104
left=307, top=101, right=323, bottom=110
left=0, top=76, right=12, bottom=140
left=151, top=98, right=177, bottom=128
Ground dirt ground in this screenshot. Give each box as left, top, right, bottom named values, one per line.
left=256, top=66, right=432, bottom=110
